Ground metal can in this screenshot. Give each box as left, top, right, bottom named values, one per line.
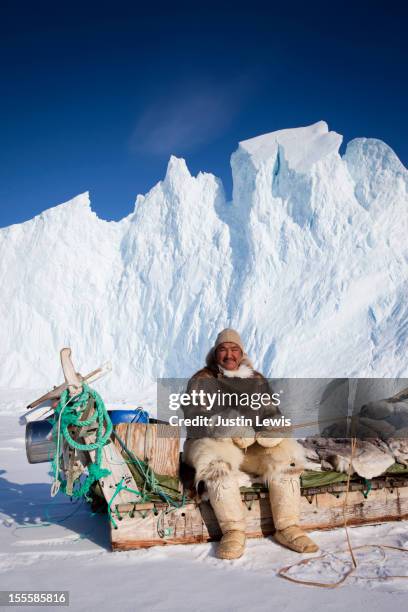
left=25, top=420, right=56, bottom=464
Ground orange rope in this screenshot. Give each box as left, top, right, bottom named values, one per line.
left=278, top=545, right=408, bottom=588
left=343, top=437, right=357, bottom=568
left=278, top=436, right=408, bottom=588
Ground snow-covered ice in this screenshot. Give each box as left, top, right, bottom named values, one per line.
left=1, top=121, right=407, bottom=393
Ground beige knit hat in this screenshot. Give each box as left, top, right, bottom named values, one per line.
left=206, top=328, right=253, bottom=369
left=213, top=328, right=245, bottom=352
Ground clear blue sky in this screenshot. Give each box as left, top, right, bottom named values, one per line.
left=1, top=1, right=406, bottom=227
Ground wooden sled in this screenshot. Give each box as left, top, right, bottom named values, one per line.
left=91, top=422, right=408, bottom=551
left=110, top=486, right=408, bottom=551
left=27, top=348, right=408, bottom=552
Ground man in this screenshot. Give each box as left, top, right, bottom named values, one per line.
left=182, top=328, right=319, bottom=560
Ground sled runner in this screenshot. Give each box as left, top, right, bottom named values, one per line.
left=24, top=349, right=408, bottom=551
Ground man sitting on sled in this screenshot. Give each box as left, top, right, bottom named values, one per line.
left=182, top=329, right=319, bottom=560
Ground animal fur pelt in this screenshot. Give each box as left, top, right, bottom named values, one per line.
left=299, top=390, right=408, bottom=478
left=299, top=437, right=395, bottom=479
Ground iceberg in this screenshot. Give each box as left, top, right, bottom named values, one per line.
left=0, top=121, right=407, bottom=393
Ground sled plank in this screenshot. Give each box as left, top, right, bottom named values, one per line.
left=86, top=441, right=141, bottom=505
left=81, top=401, right=140, bottom=506
left=299, top=487, right=408, bottom=528
left=111, top=485, right=408, bottom=550
left=113, top=423, right=180, bottom=478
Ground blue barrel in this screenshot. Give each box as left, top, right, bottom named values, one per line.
left=107, top=408, right=149, bottom=424
left=25, top=409, right=149, bottom=464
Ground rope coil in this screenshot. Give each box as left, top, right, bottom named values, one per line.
left=50, top=384, right=112, bottom=500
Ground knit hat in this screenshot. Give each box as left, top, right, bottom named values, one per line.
left=205, top=328, right=253, bottom=370
left=214, top=328, right=245, bottom=353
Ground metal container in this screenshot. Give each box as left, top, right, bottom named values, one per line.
left=25, top=420, right=56, bottom=464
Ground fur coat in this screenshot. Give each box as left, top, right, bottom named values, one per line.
left=183, top=354, right=281, bottom=443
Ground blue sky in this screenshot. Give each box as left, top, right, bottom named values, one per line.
left=1, top=1, right=407, bottom=227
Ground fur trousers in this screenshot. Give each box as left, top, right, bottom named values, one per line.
left=183, top=437, right=306, bottom=533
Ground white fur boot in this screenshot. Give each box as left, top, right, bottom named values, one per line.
left=241, top=439, right=318, bottom=554
left=268, top=477, right=318, bottom=553
left=204, top=460, right=246, bottom=559
left=183, top=438, right=246, bottom=559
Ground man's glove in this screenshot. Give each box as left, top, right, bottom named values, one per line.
left=232, top=434, right=256, bottom=449
left=255, top=429, right=284, bottom=448
left=231, top=422, right=256, bottom=448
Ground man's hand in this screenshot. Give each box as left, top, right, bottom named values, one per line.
left=231, top=421, right=256, bottom=448
left=232, top=435, right=256, bottom=449
left=255, top=430, right=284, bottom=448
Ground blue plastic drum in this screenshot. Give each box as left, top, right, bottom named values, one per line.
left=107, top=409, right=149, bottom=424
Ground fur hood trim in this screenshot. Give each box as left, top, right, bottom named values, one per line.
left=219, top=363, right=254, bottom=378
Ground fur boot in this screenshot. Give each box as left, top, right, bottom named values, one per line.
left=274, top=525, right=319, bottom=553
left=217, top=530, right=246, bottom=560
left=183, top=437, right=247, bottom=556
left=241, top=439, right=319, bottom=553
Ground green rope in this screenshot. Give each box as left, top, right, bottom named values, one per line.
left=51, top=383, right=112, bottom=500
left=111, top=429, right=186, bottom=508
left=105, top=431, right=186, bottom=531
left=107, top=476, right=149, bottom=528
left=51, top=388, right=185, bottom=531
left=363, top=478, right=372, bottom=499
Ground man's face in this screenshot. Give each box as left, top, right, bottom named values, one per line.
left=215, top=342, right=243, bottom=371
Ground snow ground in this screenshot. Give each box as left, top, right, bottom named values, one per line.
left=1, top=390, right=408, bottom=611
